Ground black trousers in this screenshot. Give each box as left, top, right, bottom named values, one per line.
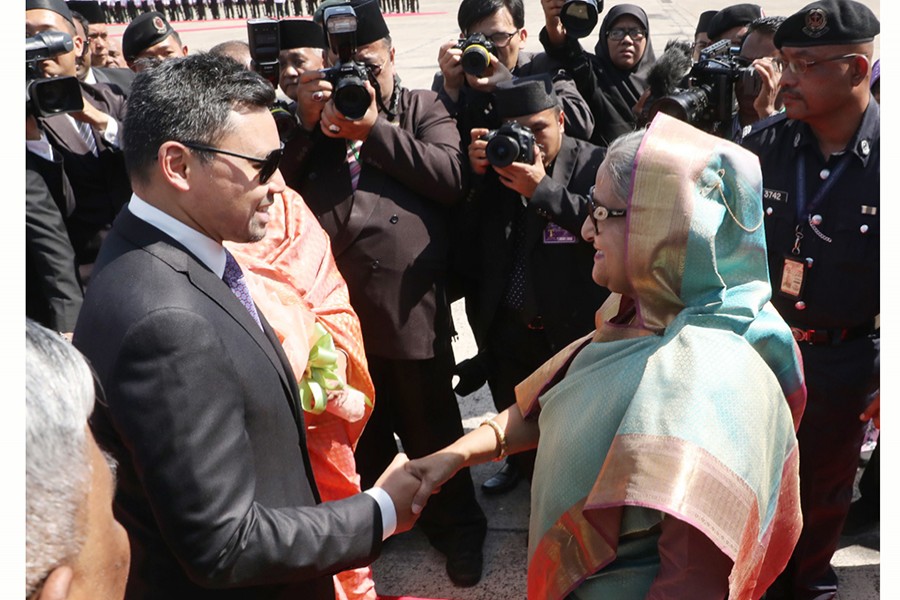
left=767, top=335, right=879, bottom=600
left=354, top=349, right=487, bottom=549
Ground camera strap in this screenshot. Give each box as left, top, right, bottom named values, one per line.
left=370, top=73, right=401, bottom=121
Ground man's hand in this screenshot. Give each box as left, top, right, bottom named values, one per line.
left=468, top=127, right=491, bottom=175
left=374, top=453, right=424, bottom=534
left=541, top=0, right=568, bottom=46
left=405, top=451, right=465, bottom=516
left=71, top=96, right=110, bottom=132
left=752, top=57, right=782, bottom=121
left=320, top=81, right=378, bottom=142
left=493, top=144, right=547, bottom=198
left=860, top=391, right=880, bottom=430
left=296, top=70, right=333, bottom=132
left=466, top=54, right=514, bottom=93
left=438, top=39, right=465, bottom=103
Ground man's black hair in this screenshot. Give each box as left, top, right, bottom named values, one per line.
left=123, top=53, right=275, bottom=184
left=745, top=15, right=787, bottom=39
left=457, top=0, right=524, bottom=34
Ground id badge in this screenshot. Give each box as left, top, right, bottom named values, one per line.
left=779, top=256, right=806, bottom=298
left=543, top=222, right=577, bottom=244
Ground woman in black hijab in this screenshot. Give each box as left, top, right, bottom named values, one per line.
left=541, top=3, right=656, bottom=146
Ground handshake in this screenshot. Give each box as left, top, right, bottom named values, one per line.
left=372, top=450, right=465, bottom=535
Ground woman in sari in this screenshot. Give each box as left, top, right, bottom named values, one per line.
left=540, top=3, right=657, bottom=146
left=406, top=113, right=806, bottom=599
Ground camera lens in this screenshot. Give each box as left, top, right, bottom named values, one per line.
left=560, top=0, right=600, bottom=39
left=461, top=45, right=491, bottom=76
left=485, top=135, right=521, bottom=167
left=334, top=77, right=369, bottom=120
left=650, top=88, right=709, bottom=125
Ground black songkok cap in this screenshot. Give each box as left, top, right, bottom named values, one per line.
left=25, top=0, right=74, bottom=25
left=695, top=10, right=719, bottom=36
left=67, top=0, right=104, bottom=24
left=774, top=0, right=879, bottom=48
left=494, top=75, right=559, bottom=119
left=707, top=4, right=763, bottom=40
left=122, top=11, right=175, bottom=62
left=279, top=19, right=327, bottom=50
left=315, top=0, right=390, bottom=48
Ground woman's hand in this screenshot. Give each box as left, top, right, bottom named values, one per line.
left=405, top=451, right=466, bottom=515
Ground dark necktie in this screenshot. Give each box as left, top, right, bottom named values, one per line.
left=503, top=199, right=528, bottom=310
left=223, top=251, right=263, bottom=330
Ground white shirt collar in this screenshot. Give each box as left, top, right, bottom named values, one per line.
left=127, top=193, right=227, bottom=277
left=84, top=68, right=97, bottom=85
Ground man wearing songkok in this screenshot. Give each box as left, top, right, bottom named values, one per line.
left=458, top=74, right=609, bottom=495
left=281, top=0, right=488, bottom=586
left=692, top=9, right=718, bottom=61
left=707, top=3, right=764, bottom=45
left=741, top=1, right=880, bottom=597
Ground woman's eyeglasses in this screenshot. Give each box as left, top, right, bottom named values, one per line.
left=181, top=142, right=284, bottom=184
left=607, top=27, right=646, bottom=42
left=588, top=184, right=627, bottom=232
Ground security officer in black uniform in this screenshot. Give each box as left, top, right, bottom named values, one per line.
left=457, top=75, right=609, bottom=494
left=741, top=2, right=879, bottom=598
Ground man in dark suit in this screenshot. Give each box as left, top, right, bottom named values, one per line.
left=73, top=53, right=422, bottom=599
left=27, top=0, right=132, bottom=269
left=70, top=4, right=136, bottom=96
left=281, top=0, right=487, bottom=587
left=458, top=75, right=609, bottom=493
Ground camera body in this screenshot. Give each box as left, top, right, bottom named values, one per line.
left=649, top=39, right=757, bottom=135
left=482, top=122, right=536, bottom=167
left=560, top=0, right=603, bottom=39
left=455, top=33, right=495, bottom=77
left=26, top=31, right=84, bottom=118
left=247, top=18, right=281, bottom=87
left=320, top=4, right=371, bottom=120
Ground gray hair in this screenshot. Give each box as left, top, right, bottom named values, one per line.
left=26, top=319, right=96, bottom=598
left=603, top=128, right=646, bottom=203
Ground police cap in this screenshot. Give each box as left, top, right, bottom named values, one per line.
left=122, top=11, right=175, bottom=62
left=774, top=0, right=879, bottom=48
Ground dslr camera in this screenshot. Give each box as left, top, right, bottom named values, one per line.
left=648, top=39, right=759, bottom=136
left=247, top=18, right=281, bottom=87
left=482, top=122, right=535, bottom=167
left=319, top=4, right=371, bottom=120
left=455, top=33, right=495, bottom=77
left=559, top=0, right=603, bottom=39
left=26, top=31, right=84, bottom=118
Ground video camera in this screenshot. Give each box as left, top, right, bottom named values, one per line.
left=455, top=33, right=496, bottom=77
left=26, top=31, right=84, bottom=118
left=648, top=39, right=759, bottom=136
left=482, top=122, right=535, bottom=167
left=318, top=4, right=371, bottom=120
left=559, top=0, right=603, bottom=39
left=247, top=18, right=281, bottom=87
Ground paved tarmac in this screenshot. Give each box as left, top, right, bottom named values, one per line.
left=103, top=2, right=881, bottom=597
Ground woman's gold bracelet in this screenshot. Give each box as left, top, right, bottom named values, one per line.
left=480, top=419, right=508, bottom=462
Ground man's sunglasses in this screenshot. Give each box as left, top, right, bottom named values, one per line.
left=181, top=141, right=284, bottom=184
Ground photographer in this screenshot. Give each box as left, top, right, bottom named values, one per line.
left=279, top=0, right=488, bottom=587
left=433, top=0, right=594, bottom=143
left=540, top=2, right=657, bottom=146
left=26, top=0, right=131, bottom=271
left=730, top=16, right=785, bottom=141
left=459, top=75, right=609, bottom=495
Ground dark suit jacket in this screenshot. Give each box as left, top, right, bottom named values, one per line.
left=25, top=151, right=82, bottom=331
left=281, top=88, right=463, bottom=360
left=74, top=208, right=381, bottom=600
left=39, top=81, right=132, bottom=262
left=463, top=135, right=610, bottom=351
left=93, top=66, right=136, bottom=97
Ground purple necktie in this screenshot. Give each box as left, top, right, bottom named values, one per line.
left=223, top=251, right=263, bottom=330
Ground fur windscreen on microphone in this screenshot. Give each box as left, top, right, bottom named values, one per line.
left=647, top=40, right=693, bottom=98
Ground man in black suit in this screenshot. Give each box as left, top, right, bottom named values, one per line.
left=73, top=53, right=422, bottom=599
left=458, top=75, right=610, bottom=493
left=27, top=0, right=132, bottom=269
left=281, top=0, right=487, bottom=586
left=70, top=4, right=136, bottom=96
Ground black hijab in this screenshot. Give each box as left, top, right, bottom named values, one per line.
left=592, top=3, right=657, bottom=109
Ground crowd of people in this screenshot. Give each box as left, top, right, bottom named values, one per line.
left=25, top=0, right=879, bottom=599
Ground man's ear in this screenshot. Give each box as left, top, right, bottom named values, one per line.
left=158, top=141, right=193, bottom=192
left=35, top=566, right=74, bottom=600
left=850, top=55, right=870, bottom=87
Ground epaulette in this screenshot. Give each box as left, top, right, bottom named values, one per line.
left=741, top=111, right=789, bottom=141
